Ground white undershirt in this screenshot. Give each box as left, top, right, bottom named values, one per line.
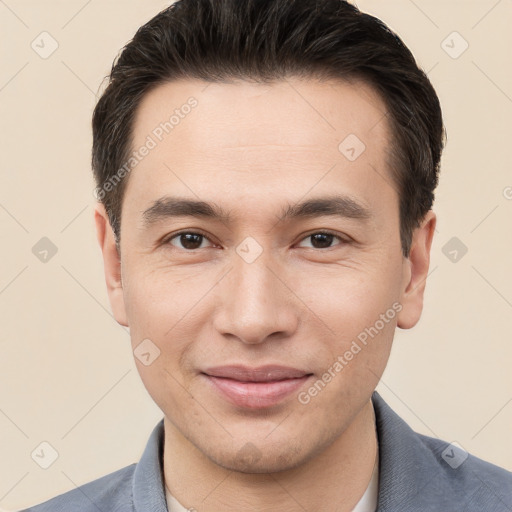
left=165, top=451, right=379, bottom=512
left=352, top=449, right=379, bottom=512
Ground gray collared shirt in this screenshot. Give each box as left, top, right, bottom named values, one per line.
left=20, top=391, right=512, bottom=511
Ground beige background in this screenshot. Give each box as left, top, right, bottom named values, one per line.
left=1, top=0, right=511, bottom=509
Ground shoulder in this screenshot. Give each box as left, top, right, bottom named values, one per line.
left=372, top=392, right=512, bottom=511
left=416, top=432, right=512, bottom=510
left=19, top=463, right=136, bottom=512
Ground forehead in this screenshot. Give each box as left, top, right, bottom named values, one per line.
left=124, top=77, right=396, bottom=223
left=132, top=76, right=389, bottom=150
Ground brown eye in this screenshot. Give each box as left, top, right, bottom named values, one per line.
left=167, top=232, right=213, bottom=250
left=298, top=231, right=344, bottom=249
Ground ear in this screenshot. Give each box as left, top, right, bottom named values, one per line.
left=397, top=210, right=436, bottom=329
left=94, top=203, right=129, bottom=327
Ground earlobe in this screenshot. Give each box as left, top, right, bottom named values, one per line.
left=397, top=210, right=436, bottom=330
left=94, top=203, right=129, bottom=327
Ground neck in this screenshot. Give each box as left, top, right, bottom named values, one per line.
left=163, top=399, right=378, bottom=512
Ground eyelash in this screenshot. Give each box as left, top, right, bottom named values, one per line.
left=162, top=229, right=348, bottom=250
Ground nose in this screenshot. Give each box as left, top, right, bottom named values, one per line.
left=212, top=250, right=300, bottom=345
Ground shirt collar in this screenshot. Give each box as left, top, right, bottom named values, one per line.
left=132, top=416, right=168, bottom=511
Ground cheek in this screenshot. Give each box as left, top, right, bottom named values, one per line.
left=122, top=264, right=210, bottom=401
left=289, top=261, right=401, bottom=396
left=123, top=269, right=195, bottom=407
left=297, top=305, right=396, bottom=422
left=122, top=263, right=203, bottom=341
left=292, top=260, right=402, bottom=334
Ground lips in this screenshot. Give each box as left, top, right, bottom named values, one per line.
left=202, top=365, right=313, bottom=409
left=203, top=365, right=310, bottom=382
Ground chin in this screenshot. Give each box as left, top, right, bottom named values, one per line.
left=207, top=440, right=309, bottom=474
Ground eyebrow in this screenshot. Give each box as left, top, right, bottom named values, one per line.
left=141, top=194, right=372, bottom=227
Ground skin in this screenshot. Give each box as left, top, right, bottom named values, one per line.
left=95, top=77, right=436, bottom=511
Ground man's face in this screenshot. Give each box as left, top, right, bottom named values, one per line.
left=98, top=78, right=429, bottom=473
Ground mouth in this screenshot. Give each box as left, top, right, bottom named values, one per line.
left=201, top=365, right=314, bottom=409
